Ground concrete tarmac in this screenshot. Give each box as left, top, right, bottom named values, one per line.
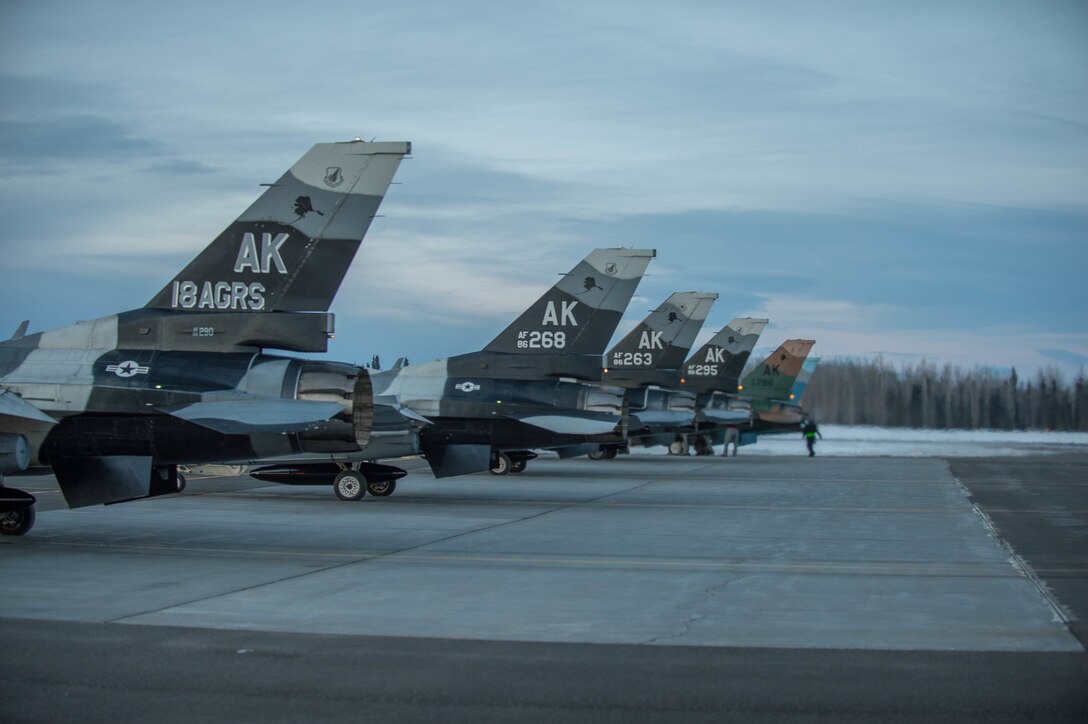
left=2, top=453, right=1086, bottom=721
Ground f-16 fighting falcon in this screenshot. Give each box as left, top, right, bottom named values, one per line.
left=0, top=138, right=411, bottom=535
left=369, top=247, right=655, bottom=481
left=670, top=316, right=768, bottom=454
left=739, top=339, right=817, bottom=436
left=582, top=291, right=718, bottom=459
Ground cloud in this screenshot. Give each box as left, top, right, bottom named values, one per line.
left=144, top=159, right=219, bottom=175
left=0, top=117, right=159, bottom=173
left=1037, top=349, right=1088, bottom=368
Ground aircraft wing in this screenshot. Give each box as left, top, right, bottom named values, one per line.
left=160, top=397, right=346, bottom=434
left=0, top=387, right=58, bottom=427
left=500, top=411, right=620, bottom=436
left=375, top=395, right=432, bottom=425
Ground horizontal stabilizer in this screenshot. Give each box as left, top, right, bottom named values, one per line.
left=555, top=443, right=599, bottom=459
left=628, top=410, right=697, bottom=428
left=161, top=397, right=345, bottom=434
left=699, top=408, right=751, bottom=426
left=52, top=455, right=180, bottom=508
left=423, top=443, right=492, bottom=478
left=502, top=412, right=620, bottom=436
left=0, top=388, right=57, bottom=426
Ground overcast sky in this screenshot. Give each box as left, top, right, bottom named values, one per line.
left=2, top=0, right=1086, bottom=378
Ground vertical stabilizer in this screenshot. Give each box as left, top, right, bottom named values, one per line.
left=146, top=139, right=411, bottom=313
left=740, top=339, right=816, bottom=404
left=790, top=356, right=820, bottom=404
left=604, top=292, right=717, bottom=388
left=681, top=317, right=769, bottom=394
left=483, top=248, right=655, bottom=356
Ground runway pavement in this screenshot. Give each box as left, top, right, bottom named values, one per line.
left=2, top=452, right=1086, bottom=721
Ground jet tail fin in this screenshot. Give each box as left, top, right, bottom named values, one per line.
left=740, top=339, right=816, bottom=404
left=681, top=317, right=769, bottom=394
left=790, top=356, right=820, bottom=404
left=10, top=320, right=28, bottom=340
left=146, top=139, right=411, bottom=314
left=604, top=292, right=717, bottom=388
left=483, top=248, right=655, bottom=356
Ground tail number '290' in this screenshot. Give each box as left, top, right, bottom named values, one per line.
left=517, top=331, right=567, bottom=349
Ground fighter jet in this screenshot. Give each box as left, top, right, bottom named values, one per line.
left=0, top=139, right=411, bottom=535
left=581, top=291, right=718, bottom=458
left=738, top=339, right=817, bottom=434
left=369, top=247, right=655, bottom=480
left=676, top=317, right=769, bottom=454
left=790, top=356, right=820, bottom=405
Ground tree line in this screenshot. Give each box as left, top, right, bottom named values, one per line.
left=804, top=358, right=1088, bottom=431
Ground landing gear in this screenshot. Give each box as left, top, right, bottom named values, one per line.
left=490, top=451, right=512, bottom=475
left=0, top=505, right=35, bottom=536
left=333, top=469, right=366, bottom=501
left=366, top=479, right=397, bottom=497
left=503, top=450, right=535, bottom=474
left=668, top=438, right=688, bottom=456
left=176, top=472, right=187, bottom=493
left=588, top=446, right=619, bottom=460
left=251, top=462, right=407, bottom=500
left=0, top=486, right=37, bottom=536
left=693, top=435, right=713, bottom=456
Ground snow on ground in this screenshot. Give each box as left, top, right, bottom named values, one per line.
left=731, top=425, right=1088, bottom=458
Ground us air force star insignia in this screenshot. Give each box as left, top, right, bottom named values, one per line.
left=324, top=167, right=344, bottom=187
left=454, top=382, right=481, bottom=392
left=106, top=361, right=150, bottom=378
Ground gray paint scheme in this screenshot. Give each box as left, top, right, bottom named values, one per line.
left=603, top=291, right=717, bottom=390
left=369, top=248, right=655, bottom=478
left=681, top=316, right=770, bottom=396
left=0, top=139, right=410, bottom=526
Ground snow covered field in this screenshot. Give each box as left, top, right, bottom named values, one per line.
left=731, top=425, right=1088, bottom=458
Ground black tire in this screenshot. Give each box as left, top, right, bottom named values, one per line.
left=333, top=470, right=366, bottom=501
left=490, top=452, right=511, bottom=475
left=694, top=436, right=712, bottom=456
left=602, top=447, right=618, bottom=460
left=668, top=440, right=687, bottom=456
left=176, top=473, right=187, bottom=493
left=0, top=505, right=35, bottom=536
left=510, top=460, right=527, bottom=473
left=587, top=450, right=606, bottom=460
left=366, top=479, right=396, bottom=497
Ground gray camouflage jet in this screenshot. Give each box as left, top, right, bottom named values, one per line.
left=738, top=338, right=818, bottom=433
left=247, top=247, right=654, bottom=496
left=577, top=291, right=718, bottom=458
left=676, top=316, right=769, bottom=454
left=352, top=247, right=654, bottom=481
left=0, top=139, right=411, bottom=535
left=687, top=336, right=817, bottom=453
